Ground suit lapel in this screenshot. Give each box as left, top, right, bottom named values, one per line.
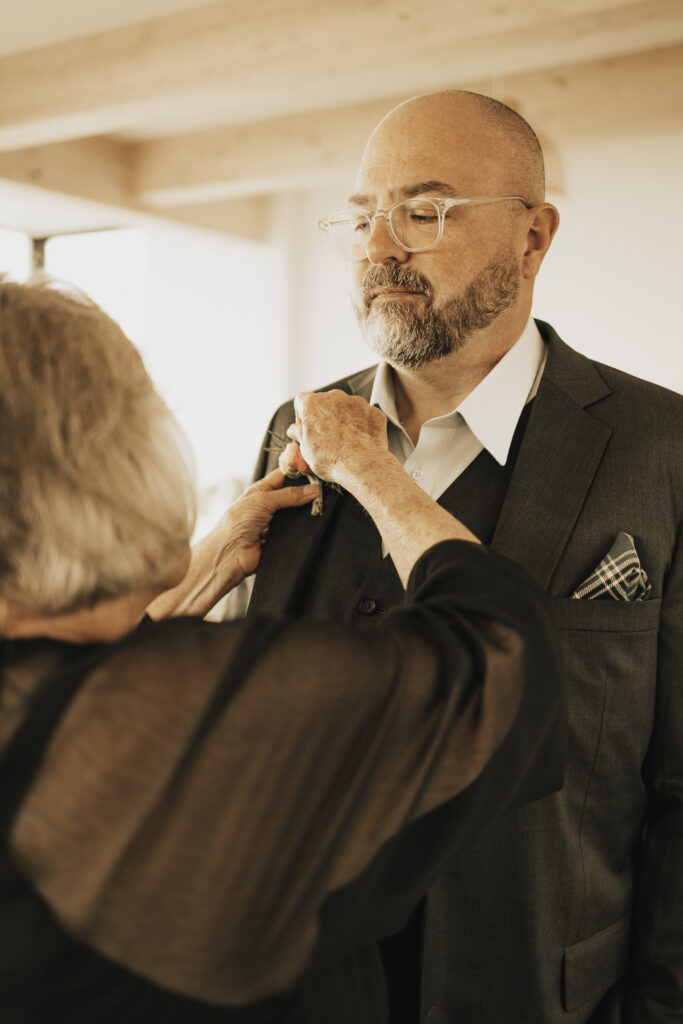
left=250, top=366, right=377, bottom=615
left=346, top=366, right=377, bottom=400
left=250, top=484, right=344, bottom=614
left=491, top=324, right=613, bottom=589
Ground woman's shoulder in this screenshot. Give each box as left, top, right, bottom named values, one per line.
left=105, top=615, right=254, bottom=697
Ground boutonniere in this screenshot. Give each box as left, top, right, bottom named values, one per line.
left=266, top=429, right=340, bottom=516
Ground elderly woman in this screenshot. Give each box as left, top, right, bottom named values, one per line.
left=0, top=278, right=564, bottom=1023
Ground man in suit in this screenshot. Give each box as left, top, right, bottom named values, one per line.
left=241, top=91, right=683, bottom=1022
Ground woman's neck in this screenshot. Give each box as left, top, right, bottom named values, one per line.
left=1, top=590, right=155, bottom=644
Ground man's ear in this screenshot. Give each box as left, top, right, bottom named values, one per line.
left=522, top=204, right=560, bottom=279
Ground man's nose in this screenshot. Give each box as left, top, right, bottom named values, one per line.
left=364, top=213, right=409, bottom=265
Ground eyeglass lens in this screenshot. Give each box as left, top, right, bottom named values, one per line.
left=332, top=198, right=442, bottom=260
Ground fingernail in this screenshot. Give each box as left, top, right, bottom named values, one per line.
left=302, top=484, right=320, bottom=495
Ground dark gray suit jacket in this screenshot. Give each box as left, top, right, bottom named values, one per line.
left=246, top=322, right=683, bottom=1023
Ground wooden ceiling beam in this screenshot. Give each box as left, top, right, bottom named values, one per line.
left=1, top=43, right=680, bottom=225
left=132, top=44, right=683, bottom=205
left=0, top=138, right=131, bottom=206
left=131, top=99, right=395, bottom=205
left=0, top=138, right=269, bottom=240
left=0, top=0, right=681, bottom=151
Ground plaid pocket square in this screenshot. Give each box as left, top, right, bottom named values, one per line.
left=571, top=532, right=651, bottom=601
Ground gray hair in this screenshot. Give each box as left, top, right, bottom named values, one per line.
left=0, top=277, right=197, bottom=615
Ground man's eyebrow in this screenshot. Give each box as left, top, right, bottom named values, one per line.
left=347, top=191, right=373, bottom=207
left=347, top=181, right=463, bottom=207
left=401, top=181, right=463, bottom=199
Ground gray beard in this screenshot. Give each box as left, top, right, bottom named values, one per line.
left=353, top=252, right=520, bottom=369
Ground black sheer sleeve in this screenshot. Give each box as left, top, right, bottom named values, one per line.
left=9, top=541, right=565, bottom=1006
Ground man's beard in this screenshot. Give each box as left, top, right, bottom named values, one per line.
left=352, top=250, right=521, bottom=369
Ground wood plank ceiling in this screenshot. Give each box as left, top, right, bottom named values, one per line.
left=0, top=0, right=681, bottom=238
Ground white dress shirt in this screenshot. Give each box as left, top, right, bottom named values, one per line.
left=369, top=318, right=547, bottom=509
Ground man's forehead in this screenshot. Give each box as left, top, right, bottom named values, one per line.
left=353, top=120, right=500, bottom=200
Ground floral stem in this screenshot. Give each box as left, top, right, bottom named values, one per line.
left=306, top=474, right=324, bottom=515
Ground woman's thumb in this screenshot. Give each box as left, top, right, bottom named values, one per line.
left=270, top=482, right=320, bottom=509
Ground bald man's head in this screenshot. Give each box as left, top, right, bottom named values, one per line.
left=359, top=90, right=546, bottom=207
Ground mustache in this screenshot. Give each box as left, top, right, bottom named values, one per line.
left=359, top=265, right=433, bottom=305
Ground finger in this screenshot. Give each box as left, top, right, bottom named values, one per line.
left=268, top=483, right=320, bottom=509
left=293, top=391, right=313, bottom=424
left=248, top=468, right=286, bottom=493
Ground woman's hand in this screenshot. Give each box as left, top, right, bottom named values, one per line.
left=222, top=469, right=319, bottom=579
left=290, top=390, right=480, bottom=587
left=147, top=470, right=319, bottom=620
left=289, top=390, right=389, bottom=487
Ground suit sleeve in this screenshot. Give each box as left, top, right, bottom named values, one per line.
left=632, top=522, right=683, bottom=1020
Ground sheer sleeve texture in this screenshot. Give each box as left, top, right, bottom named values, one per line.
left=9, top=540, right=565, bottom=1005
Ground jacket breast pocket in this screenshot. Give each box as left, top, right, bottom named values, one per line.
left=548, top=595, right=661, bottom=789
left=549, top=596, right=661, bottom=772
left=549, top=595, right=661, bottom=766
left=550, top=596, right=661, bottom=633
left=563, top=913, right=631, bottom=1012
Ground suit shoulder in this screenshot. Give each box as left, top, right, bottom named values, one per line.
left=540, top=320, right=683, bottom=421
left=592, top=362, right=683, bottom=457
left=582, top=360, right=683, bottom=498
left=593, top=359, right=683, bottom=415
left=269, top=365, right=378, bottom=423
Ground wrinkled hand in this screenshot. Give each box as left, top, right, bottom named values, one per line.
left=289, top=390, right=388, bottom=485
left=221, top=468, right=319, bottom=579
left=147, top=470, right=319, bottom=621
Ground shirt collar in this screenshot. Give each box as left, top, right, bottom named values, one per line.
left=369, top=360, right=402, bottom=426
left=458, top=317, right=546, bottom=465
left=369, top=317, right=546, bottom=466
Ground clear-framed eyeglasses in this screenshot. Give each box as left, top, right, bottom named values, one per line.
left=318, top=195, right=528, bottom=262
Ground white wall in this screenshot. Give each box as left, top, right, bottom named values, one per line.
left=534, top=131, right=683, bottom=393
left=270, top=183, right=369, bottom=394
left=280, top=131, right=683, bottom=397
left=39, top=222, right=287, bottom=538
left=0, top=227, right=31, bottom=279
left=141, top=222, right=287, bottom=494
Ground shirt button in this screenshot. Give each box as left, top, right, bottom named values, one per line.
left=357, top=598, right=377, bottom=615
left=411, top=468, right=423, bottom=481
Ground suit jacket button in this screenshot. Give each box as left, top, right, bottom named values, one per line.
left=357, top=598, right=377, bottom=614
